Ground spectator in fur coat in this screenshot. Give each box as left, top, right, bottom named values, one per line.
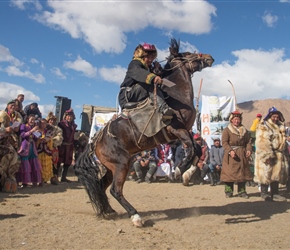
left=254, top=107, right=288, bottom=201
left=0, top=100, right=22, bottom=192
left=221, top=111, right=252, bottom=198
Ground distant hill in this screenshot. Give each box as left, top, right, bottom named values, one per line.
left=237, top=99, right=290, bottom=129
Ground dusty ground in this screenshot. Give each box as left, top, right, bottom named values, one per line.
left=1, top=170, right=290, bottom=250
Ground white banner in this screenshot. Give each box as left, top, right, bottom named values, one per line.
left=200, top=95, right=235, bottom=146
left=89, top=112, right=116, bottom=142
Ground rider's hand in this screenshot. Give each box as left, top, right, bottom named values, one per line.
left=154, top=76, right=163, bottom=85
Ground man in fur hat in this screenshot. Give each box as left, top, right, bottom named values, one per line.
left=0, top=100, right=22, bottom=192
left=254, top=107, right=288, bottom=201
left=118, top=43, right=173, bottom=121
left=56, top=109, right=77, bottom=182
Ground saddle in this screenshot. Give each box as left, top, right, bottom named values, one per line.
left=121, top=98, right=171, bottom=138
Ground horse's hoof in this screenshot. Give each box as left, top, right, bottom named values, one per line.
left=131, top=214, right=143, bottom=227
left=104, top=210, right=118, bottom=220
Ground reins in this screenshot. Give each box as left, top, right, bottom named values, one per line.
left=160, top=54, right=202, bottom=76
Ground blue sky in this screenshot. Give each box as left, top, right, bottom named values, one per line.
left=1, top=0, right=290, bottom=127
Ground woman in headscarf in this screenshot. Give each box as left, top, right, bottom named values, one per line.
left=221, top=111, right=252, bottom=198
left=254, top=107, right=288, bottom=201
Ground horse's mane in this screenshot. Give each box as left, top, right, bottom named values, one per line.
left=163, top=38, right=181, bottom=73
left=168, top=38, right=180, bottom=59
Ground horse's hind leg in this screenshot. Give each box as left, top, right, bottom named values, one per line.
left=101, top=170, right=117, bottom=217
left=107, top=158, right=143, bottom=227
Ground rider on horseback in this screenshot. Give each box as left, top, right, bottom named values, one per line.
left=118, top=43, right=174, bottom=121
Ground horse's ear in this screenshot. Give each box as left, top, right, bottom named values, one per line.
left=169, top=38, right=180, bottom=57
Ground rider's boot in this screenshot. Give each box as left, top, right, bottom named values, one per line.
left=150, top=93, right=174, bottom=121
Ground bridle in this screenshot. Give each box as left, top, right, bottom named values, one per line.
left=161, top=53, right=209, bottom=76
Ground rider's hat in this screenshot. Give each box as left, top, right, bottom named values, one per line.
left=133, top=43, right=157, bottom=59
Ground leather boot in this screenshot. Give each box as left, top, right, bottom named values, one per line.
left=50, top=175, right=59, bottom=185
left=61, top=165, right=71, bottom=182
left=150, top=93, right=174, bottom=121
left=209, top=172, right=215, bottom=186
left=260, top=184, right=271, bottom=201
left=270, top=181, right=286, bottom=201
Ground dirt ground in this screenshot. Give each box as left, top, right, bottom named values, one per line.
left=1, top=169, right=290, bottom=250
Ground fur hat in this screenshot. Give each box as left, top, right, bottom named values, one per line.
left=133, top=43, right=157, bottom=59
left=229, top=110, right=243, bottom=122
left=263, top=107, right=285, bottom=122
left=63, top=108, right=75, bottom=120
left=46, top=111, right=57, bottom=121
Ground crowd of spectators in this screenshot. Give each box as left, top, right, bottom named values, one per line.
left=0, top=94, right=80, bottom=192
left=1, top=98, right=289, bottom=203
left=128, top=132, right=225, bottom=187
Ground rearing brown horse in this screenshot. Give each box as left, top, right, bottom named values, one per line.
left=75, top=38, right=214, bottom=227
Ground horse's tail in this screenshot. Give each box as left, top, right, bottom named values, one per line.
left=74, top=144, right=109, bottom=217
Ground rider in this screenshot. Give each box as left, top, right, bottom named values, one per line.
left=118, top=43, right=173, bottom=121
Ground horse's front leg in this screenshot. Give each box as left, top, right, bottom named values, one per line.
left=110, top=165, right=143, bottom=227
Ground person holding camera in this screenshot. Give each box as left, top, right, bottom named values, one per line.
left=16, top=114, right=42, bottom=187
left=133, top=149, right=157, bottom=183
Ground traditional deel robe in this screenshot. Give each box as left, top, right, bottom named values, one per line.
left=254, top=119, right=288, bottom=185
left=154, top=144, right=172, bottom=179
left=37, top=128, right=54, bottom=182
left=58, top=120, right=77, bottom=166
left=51, top=125, right=63, bottom=167
left=17, top=123, right=42, bottom=184
left=221, top=123, right=253, bottom=182
left=119, top=58, right=157, bottom=108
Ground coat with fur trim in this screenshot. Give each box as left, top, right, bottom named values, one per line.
left=221, top=124, right=253, bottom=182
left=254, top=119, right=288, bottom=185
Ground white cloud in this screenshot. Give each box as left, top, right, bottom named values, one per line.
left=63, top=55, right=97, bottom=78
left=0, top=82, right=40, bottom=110
left=0, top=44, right=23, bottom=66
left=0, top=81, right=54, bottom=119
left=10, top=0, right=42, bottom=11
left=262, top=11, right=278, bottom=27
left=30, top=58, right=39, bottom=64
left=38, top=104, right=55, bottom=119
left=98, top=65, right=126, bottom=85
left=51, top=67, right=67, bottom=79
left=191, top=48, right=290, bottom=103
left=0, top=44, right=45, bottom=83
left=5, top=65, right=45, bottom=83
left=29, top=0, right=216, bottom=54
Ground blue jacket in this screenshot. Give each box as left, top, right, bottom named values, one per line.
left=209, top=145, right=224, bottom=167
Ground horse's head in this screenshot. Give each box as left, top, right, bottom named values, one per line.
left=166, top=38, right=214, bottom=75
